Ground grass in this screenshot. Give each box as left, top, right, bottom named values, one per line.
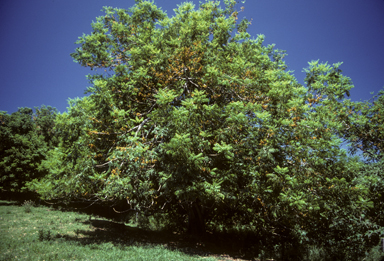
left=0, top=200, right=225, bottom=261
left=2, top=199, right=382, bottom=260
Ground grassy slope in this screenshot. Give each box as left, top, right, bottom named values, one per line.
left=0, top=200, right=222, bottom=261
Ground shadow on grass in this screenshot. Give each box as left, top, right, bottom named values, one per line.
left=55, top=218, right=254, bottom=260
left=0, top=193, right=262, bottom=260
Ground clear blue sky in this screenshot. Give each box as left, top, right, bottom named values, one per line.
left=1, top=0, right=383, bottom=114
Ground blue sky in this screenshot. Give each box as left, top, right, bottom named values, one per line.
left=1, top=0, right=383, bottom=114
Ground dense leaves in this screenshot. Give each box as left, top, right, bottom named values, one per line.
left=0, top=106, right=57, bottom=192
left=341, top=89, right=384, bottom=162
left=28, top=0, right=384, bottom=258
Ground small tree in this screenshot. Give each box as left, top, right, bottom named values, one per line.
left=0, top=106, right=57, bottom=193
left=28, top=98, right=94, bottom=201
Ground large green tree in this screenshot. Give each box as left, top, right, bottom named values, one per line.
left=31, top=1, right=379, bottom=255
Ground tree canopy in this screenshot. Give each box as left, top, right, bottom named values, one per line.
left=28, top=1, right=384, bottom=258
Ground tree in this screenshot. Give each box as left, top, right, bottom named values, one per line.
left=28, top=98, right=94, bottom=201
left=0, top=106, right=57, bottom=193
left=32, top=0, right=377, bottom=253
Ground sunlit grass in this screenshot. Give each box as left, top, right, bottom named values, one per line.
left=0, top=200, right=218, bottom=260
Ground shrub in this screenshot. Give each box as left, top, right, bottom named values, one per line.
left=22, top=200, right=34, bottom=213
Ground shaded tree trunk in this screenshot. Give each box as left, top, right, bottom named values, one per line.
left=187, top=199, right=205, bottom=235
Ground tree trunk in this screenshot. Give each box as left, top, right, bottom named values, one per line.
left=187, top=199, right=205, bottom=235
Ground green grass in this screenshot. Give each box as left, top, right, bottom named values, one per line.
left=3, top=199, right=382, bottom=260
left=0, top=200, right=221, bottom=261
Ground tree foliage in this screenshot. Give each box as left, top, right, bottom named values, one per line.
left=0, top=106, right=57, bottom=192
left=28, top=98, right=94, bottom=200
left=341, top=89, right=384, bottom=162
left=29, top=0, right=383, bottom=257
